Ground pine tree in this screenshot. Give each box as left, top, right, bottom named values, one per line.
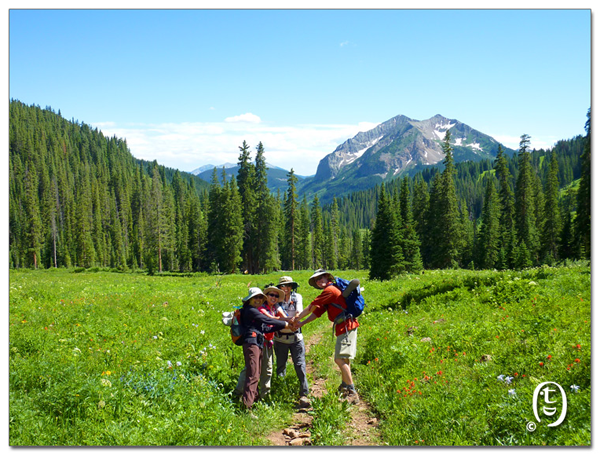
left=541, top=151, right=561, bottom=264
left=220, top=176, right=244, bottom=274
left=237, top=140, right=257, bottom=273
left=206, top=168, right=224, bottom=273
left=329, top=198, right=340, bottom=269
left=254, top=143, right=280, bottom=272
left=514, top=134, right=539, bottom=268
left=399, top=176, right=423, bottom=272
left=477, top=177, right=501, bottom=269
left=23, top=159, right=43, bottom=268
left=574, top=108, right=591, bottom=259
left=350, top=229, right=364, bottom=270
left=310, top=194, right=325, bottom=268
left=297, top=195, right=312, bottom=270
left=431, top=131, right=462, bottom=268
left=494, top=145, right=516, bottom=269
left=282, top=169, right=299, bottom=270
left=412, top=174, right=429, bottom=265
left=369, top=184, right=404, bottom=280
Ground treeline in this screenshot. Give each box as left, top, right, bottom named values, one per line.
left=367, top=111, right=591, bottom=279
left=9, top=100, right=590, bottom=276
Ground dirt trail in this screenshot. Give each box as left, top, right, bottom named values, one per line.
left=265, top=330, right=381, bottom=446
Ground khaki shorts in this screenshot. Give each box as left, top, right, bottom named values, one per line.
left=334, top=328, right=357, bottom=360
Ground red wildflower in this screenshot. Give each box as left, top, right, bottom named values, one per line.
left=575, top=358, right=581, bottom=363
left=539, top=362, right=544, bottom=366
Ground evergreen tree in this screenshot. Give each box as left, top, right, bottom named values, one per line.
left=541, top=151, right=561, bottom=264
left=220, top=176, right=244, bottom=274
left=236, top=140, right=257, bottom=273
left=477, top=177, right=501, bottom=269
left=431, top=131, right=462, bottom=268
left=23, top=159, right=43, bottom=268
left=494, top=145, right=516, bottom=269
left=206, top=168, right=224, bottom=272
left=254, top=143, right=280, bottom=272
left=574, top=108, right=591, bottom=259
left=514, top=134, right=539, bottom=268
left=350, top=229, right=364, bottom=270
left=282, top=169, right=299, bottom=270
left=412, top=174, right=429, bottom=265
left=310, top=194, right=325, bottom=267
left=399, top=176, right=423, bottom=272
left=329, top=198, right=340, bottom=269
left=369, top=184, right=404, bottom=280
left=559, top=188, right=577, bottom=261
left=297, top=195, right=312, bottom=270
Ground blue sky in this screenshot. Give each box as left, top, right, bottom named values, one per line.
left=9, top=8, right=591, bottom=176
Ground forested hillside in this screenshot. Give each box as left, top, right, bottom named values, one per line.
left=9, top=101, right=590, bottom=275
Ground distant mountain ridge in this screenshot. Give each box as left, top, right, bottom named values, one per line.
left=300, top=114, right=515, bottom=201
left=192, top=162, right=308, bottom=193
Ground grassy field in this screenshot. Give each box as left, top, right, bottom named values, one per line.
left=9, top=264, right=591, bottom=446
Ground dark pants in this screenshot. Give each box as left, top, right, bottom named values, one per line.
left=241, top=343, right=262, bottom=410
left=274, top=338, right=309, bottom=396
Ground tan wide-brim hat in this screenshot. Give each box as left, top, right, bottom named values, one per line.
left=308, top=269, right=334, bottom=289
left=242, top=287, right=267, bottom=302
left=263, top=286, right=284, bottom=301
left=276, top=276, right=299, bottom=289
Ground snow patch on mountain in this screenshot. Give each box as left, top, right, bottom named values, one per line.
left=341, top=135, right=384, bottom=165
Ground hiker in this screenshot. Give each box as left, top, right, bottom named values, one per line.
left=292, top=269, right=359, bottom=399
left=234, top=285, right=287, bottom=400
left=238, top=287, right=290, bottom=413
left=256, top=284, right=287, bottom=399
left=273, top=276, right=310, bottom=408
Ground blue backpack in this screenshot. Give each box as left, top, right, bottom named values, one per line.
left=333, top=277, right=365, bottom=318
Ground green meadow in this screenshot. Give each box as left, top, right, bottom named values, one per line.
left=9, top=264, right=590, bottom=446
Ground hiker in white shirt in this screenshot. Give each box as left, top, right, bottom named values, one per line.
left=273, top=276, right=310, bottom=408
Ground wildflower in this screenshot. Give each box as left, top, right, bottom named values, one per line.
left=101, top=379, right=112, bottom=387
left=497, top=375, right=506, bottom=382
left=505, top=377, right=513, bottom=384
left=575, top=359, right=581, bottom=363
left=200, top=330, right=205, bottom=335
left=167, top=361, right=173, bottom=368
left=547, top=355, right=552, bottom=360
left=570, top=385, right=580, bottom=393
left=576, top=344, right=581, bottom=349
left=539, top=362, right=544, bottom=366
left=176, top=361, right=182, bottom=367
left=508, top=389, right=516, bottom=396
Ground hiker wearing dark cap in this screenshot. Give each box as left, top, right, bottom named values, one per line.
left=274, top=276, right=310, bottom=408
left=238, top=287, right=290, bottom=413
left=293, top=269, right=359, bottom=400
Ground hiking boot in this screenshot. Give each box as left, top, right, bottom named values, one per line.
left=338, top=382, right=348, bottom=393
left=298, top=396, right=311, bottom=408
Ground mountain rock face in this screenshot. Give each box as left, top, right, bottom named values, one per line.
left=314, top=114, right=501, bottom=182
left=302, top=114, right=510, bottom=201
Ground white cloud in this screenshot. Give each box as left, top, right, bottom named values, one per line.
left=490, top=134, right=555, bottom=151
left=224, top=113, right=262, bottom=124
left=92, top=119, right=376, bottom=176
left=340, top=41, right=350, bottom=47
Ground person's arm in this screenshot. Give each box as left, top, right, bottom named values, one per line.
left=295, top=303, right=313, bottom=321
left=297, top=312, right=318, bottom=328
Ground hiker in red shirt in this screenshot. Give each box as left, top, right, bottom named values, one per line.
left=293, top=269, right=359, bottom=399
